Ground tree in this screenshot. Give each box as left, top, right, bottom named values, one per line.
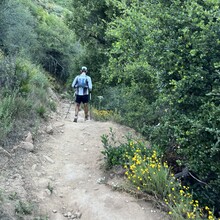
left=66, top=0, right=116, bottom=93
left=0, top=0, right=38, bottom=56
left=103, top=0, right=220, bottom=211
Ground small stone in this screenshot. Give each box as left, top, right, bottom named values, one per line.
left=49, top=176, right=55, bottom=181
left=20, top=141, right=34, bottom=152
left=52, top=210, right=57, bottom=213
left=46, top=125, right=53, bottom=134
left=25, top=132, right=33, bottom=143
left=71, top=214, right=77, bottom=219
left=110, top=173, right=114, bottom=178
left=43, top=155, right=54, bottom=164
left=45, top=189, right=52, bottom=195
left=75, top=211, right=82, bottom=218
left=32, top=164, right=37, bottom=171
left=97, top=177, right=106, bottom=184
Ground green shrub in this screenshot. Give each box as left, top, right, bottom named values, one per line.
left=0, top=93, right=16, bottom=142
left=101, top=129, right=152, bottom=169
left=92, top=109, right=115, bottom=122
left=16, top=58, right=49, bottom=94
left=101, top=130, right=217, bottom=220
left=15, top=200, right=33, bottom=215
left=36, top=105, right=47, bottom=118
left=8, top=192, right=19, bottom=201
left=29, top=72, right=49, bottom=89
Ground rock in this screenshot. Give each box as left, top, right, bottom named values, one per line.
left=53, top=122, right=64, bottom=128
left=43, top=155, right=54, bottom=164
left=49, top=176, right=55, bottom=181
left=109, top=173, right=114, bottom=178
left=59, top=194, right=63, bottom=198
left=97, top=177, right=106, bottom=184
left=46, top=125, right=53, bottom=134
left=19, top=141, right=34, bottom=152
left=32, top=164, right=37, bottom=171
left=52, top=210, right=57, bottom=213
left=25, top=131, right=33, bottom=143
left=45, top=189, right=51, bottom=195
left=75, top=211, right=82, bottom=218
left=12, top=174, right=21, bottom=179
left=71, top=214, right=77, bottom=219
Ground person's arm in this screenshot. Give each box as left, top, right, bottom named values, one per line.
left=87, top=76, right=92, bottom=91
left=72, top=76, right=78, bottom=88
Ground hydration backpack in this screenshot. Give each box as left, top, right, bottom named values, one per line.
left=77, top=75, right=88, bottom=88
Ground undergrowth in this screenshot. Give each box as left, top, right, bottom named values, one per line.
left=101, top=129, right=219, bottom=220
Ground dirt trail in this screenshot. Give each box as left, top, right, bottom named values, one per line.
left=1, top=99, right=168, bottom=220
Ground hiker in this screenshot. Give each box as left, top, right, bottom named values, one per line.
left=71, top=66, right=92, bottom=122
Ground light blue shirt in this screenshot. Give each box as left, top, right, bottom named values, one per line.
left=72, top=72, right=92, bottom=95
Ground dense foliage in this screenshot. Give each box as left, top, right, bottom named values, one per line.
left=0, top=0, right=219, bottom=217
left=101, top=131, right=217, bottom=220
left=68, top=0, right=220, bottom=216
left=0, top=0, right=81, bottom=146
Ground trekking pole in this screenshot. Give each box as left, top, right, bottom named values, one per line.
left=89, top=92, right=92, bottom=120
left=64, top=101, right=72, bottom=119
left=65, top=92, right=75, bottom=119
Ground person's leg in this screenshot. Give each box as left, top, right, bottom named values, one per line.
left=84, top=103, right=89, bottom=120
left=74, top=103, right=80, bottom=121
left=82, top=95, right=89, bottom=120
left=74, top=95, right=81, bottom=122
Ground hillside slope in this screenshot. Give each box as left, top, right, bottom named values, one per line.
left=0, top=98, right=168, bottom=220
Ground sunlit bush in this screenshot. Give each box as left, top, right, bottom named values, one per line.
left=101, top=130, right=218, bottom=219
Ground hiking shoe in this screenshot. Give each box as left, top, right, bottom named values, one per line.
left=73, top=117, right=77, bottom=122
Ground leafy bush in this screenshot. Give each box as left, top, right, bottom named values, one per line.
left=101, top=0, right=220, bottom=215
left=0, top=0, right=38, bottom=55
left=36, top=105, right=47, bottom=118
left=101, top=129, right=152, bottom=169
left=0, top=55, right=53, bottom=146
left=92, top=109, right=116, bottom=122
left=101, top=130, right=217, bottom=220
left=15, top=200, right=33, bottom=215
left=0, top=93, right=17, bottom=142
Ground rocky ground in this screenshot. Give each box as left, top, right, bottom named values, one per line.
left=0, top=98, right=169, bottom=220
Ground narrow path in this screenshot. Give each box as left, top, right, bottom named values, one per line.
left=30, top=100, right=168, bottom=220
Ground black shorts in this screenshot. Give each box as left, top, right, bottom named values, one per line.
left=75, top=95, right=89, bottom=104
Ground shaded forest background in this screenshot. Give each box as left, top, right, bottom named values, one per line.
left=0, top=0, right=219, bottom=217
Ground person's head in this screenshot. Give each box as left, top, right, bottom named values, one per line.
left=81, top=66, right=87, bottom=73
